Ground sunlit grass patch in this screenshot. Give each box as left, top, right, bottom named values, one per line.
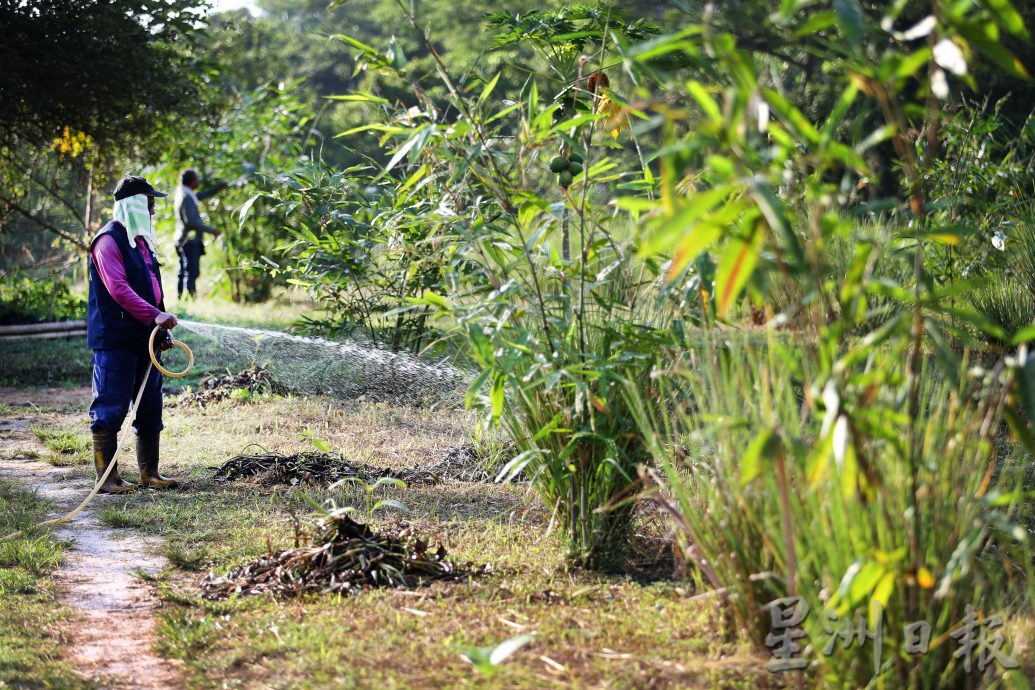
left=30, top=425, right=91, bottom=466
left=0, top=534, right=63, bottom=575
left=129, top=393, right=765, bottom=688
left=0, top=480, right=83, bottom=688
left=171, top=290, right=317, bottom=331
left=156, top=610, right=218, bottom=658
left=0, top=568, right=38, bottom=595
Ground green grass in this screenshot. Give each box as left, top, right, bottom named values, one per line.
left=86, top=391, right=770, bottom=689
left=0, top=480, right=88, bottom=689
left=0, top=403, right=28, bottom=416
left=108, top=482, right=766, bottom=689
left=30, top=426, right=91, bottom=466
left=171, top=289, right=318, bottom=331
left=0, top=338, right=93, bottom=389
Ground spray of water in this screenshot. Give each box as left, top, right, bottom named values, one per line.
left=174, top=320, right=469, bottom=405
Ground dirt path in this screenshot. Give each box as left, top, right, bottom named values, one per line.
left=0, top=390, right=183, bottom=689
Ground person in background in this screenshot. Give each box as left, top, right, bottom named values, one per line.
left=174, top=168, right=227, bottom=299
left=88, top=175, right=179, bottom=492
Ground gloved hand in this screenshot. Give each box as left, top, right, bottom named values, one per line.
left=157, top=330, right=175, bottom=352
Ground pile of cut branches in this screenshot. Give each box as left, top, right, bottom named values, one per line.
left=174, top=367, right=280, bottom=407
left=212, top=449, right=439, bottom=486
left=201, top=514, right=483, bottom=598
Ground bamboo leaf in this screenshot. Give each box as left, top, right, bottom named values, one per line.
left=330, top=33, right=380, bottom=57
left=667, top=223, right=723, bottom=280
left=488, top=634, right=535, bottom=665
left=638, top=184, right=732, bottom=258
left=958, top=22, right=1030, bottom=78
left=237, top=194, right=261, bottom=226
left=763, top=88, right=821, bottom=147
left=833, top=0, right=864, bottom=46
left=739, top=427, right=781, bottom=485
left=383, top=126, right=433, bottom=174
left=478, top=72, right=502, bottom=106
left=983, top=0, right=1030, bottom=39
left=870, top=571, right=896, bottom=626
left=490, top=373, right=506, bottom=423
left=326, top=92, right=390, bottom=104
left=715, top=221, right=763, bottom=318
left=687, top=81, right=722, bottom=124
left=1011, top=324, right=1035, bottom=345
left=373, top=498, right=411, bottom=514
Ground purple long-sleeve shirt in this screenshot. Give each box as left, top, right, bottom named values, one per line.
left=92, top=235, right=163, bottom=325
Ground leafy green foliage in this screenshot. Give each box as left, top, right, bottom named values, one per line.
left=153, top=84, right=310, bottom=302
left=5, top=0, right=1035, bottom=685
left=633, top=334, right=1033, bottom=688
left=284, top=0, right=1035, bottom=682
left=268, top=158, right=453, bottom=350
left=0, top=275, right=85, bottom=325
left=297, top=1, right=677, bottom=569
left=0, top=0, right=210, bottom=149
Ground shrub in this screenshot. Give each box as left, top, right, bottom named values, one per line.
left=288, top=2, right=667, bottom=567
left=0, top=274, right=85, bottom=325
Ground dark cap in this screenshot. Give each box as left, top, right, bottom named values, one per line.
left=113, top=176, right=167, bottom=200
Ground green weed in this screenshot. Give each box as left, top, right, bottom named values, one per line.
left=161, top=542, right=212, bottom=572
left=0, top=568, right=38, bottom=595
left=0, top=480, right=83, bottom=688
left=30, top=425, right=90, bottom=465
left=155, top=611, right=217, bottom=657
left=0, top=339, right=92, bottom=389
left=465, top=423, right=512, bottom=480
left=0, top=535, right=63, bottom=575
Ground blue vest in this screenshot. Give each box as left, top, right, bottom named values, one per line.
left=87, top=221, right=164, bottom=351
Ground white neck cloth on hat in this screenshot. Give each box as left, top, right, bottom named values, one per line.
left=112, top=194, right=156, bottom=252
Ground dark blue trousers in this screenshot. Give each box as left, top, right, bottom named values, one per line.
left=89, top=349, right=164, bottom=434
left=177, top=240, right=202, bottom=297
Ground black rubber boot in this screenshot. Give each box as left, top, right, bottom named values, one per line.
left=92, top=430, right=136, bottom=494
left=136, top=431, right=179, bottom=489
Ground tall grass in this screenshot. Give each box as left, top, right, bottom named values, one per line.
left=631, top=333, right=1034, bottom=687
left=970, top=218, right=1035, bottom=338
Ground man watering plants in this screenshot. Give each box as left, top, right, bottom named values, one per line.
left=87, top=175, right=179, bottom=493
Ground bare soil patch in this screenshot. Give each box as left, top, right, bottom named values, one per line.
left=0, top=385, right=91, bottom=411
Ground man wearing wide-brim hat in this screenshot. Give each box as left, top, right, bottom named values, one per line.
left=87, top=175, right=180, bottom=492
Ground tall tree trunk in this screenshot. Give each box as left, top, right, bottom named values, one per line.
left=83, top=165, right=93, bottom=241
